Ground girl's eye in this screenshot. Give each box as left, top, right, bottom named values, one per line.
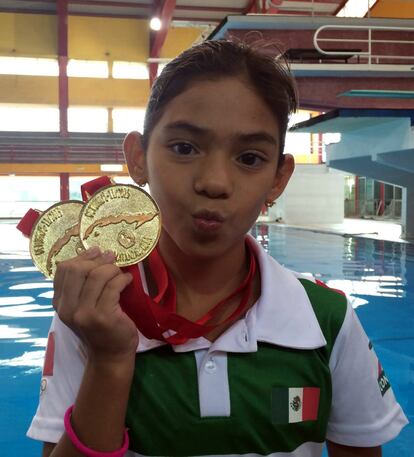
left=238, top=152, right=265, bottom=167
left=170, top=142, right=196, bottom=155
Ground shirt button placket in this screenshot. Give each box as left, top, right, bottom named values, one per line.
left=204, top=357, right=217, bottom=373
left=195, top=350, right=231, bottom=417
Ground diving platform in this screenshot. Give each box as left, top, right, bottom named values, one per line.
left=209, top=15, right=414, bottom=111
left=291, top=108, right=414, bottom=240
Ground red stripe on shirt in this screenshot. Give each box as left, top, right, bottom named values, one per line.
left=43, top=331, right=55, bottom=376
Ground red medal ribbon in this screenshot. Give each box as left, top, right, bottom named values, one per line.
left=80, top=175, right=113, bottom=201
left=120, top=238, right=257, bottom=344
left=16, top=208, right=42, bottom=238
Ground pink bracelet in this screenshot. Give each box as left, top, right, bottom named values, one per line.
left=64, top=405, right=129, bottom=457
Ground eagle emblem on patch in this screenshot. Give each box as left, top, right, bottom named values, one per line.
left=290, top=395, right=301, bottom=412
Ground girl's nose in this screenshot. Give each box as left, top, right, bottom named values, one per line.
left=193, top=153, right=233, bottom=199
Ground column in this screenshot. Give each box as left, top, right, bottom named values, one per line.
left=60, top=172, right=70, bottom=201
left=402, top=186, right=414, bottom=240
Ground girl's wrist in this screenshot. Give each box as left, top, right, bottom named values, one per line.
left=68, top=355, right=134, bottom=457
left=64, top=405, right=129, bottom=457
left=86, top=352, right=136, bottom=378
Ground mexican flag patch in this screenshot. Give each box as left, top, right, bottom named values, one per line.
left=271, top=387, right=320, bottom=424
left=369, top=341, right=391, bottom=396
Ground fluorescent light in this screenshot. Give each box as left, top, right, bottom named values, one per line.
left=100, top=164, right=124, bottom=172
left=150, top=17, right=162, bottom=31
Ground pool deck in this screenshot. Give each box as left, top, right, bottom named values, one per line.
left=261, top=218, right=408, bottom=244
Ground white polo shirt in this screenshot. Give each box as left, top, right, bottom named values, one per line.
left=27, top=236, right=408, bottom=456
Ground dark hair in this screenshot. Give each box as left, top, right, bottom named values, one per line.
left=142, top=39, right=298, bottom=159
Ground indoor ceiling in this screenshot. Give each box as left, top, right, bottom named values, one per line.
left=0, top=1, right=347, bottom=24
left=0, top=1, right=411, bottom=25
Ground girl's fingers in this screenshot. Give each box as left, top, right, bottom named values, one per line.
left=52, top=247, right=101, bottom=307
left=95, top=272, right=133, bottom=313
left=51, top=249, right=137, bottom=358
left=54, top=250, right=116, bottom=318
left=79, top=263, right=123, bottom=308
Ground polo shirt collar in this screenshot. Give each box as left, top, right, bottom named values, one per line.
left=209, top=236, right=327, bottom=353
left=249, top=235, right=327, bottom=350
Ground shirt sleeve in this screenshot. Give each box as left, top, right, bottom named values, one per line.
left=26, top=313, right=87, bottom=444
left=326, top=300, right=409, bottom=446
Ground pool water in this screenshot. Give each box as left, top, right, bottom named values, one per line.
left=1, top=223, right=413, bottom=456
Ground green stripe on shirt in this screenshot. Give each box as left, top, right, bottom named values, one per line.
left=126, top=344, right=331, bottom=456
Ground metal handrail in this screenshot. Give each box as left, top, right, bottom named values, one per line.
left=313, top=25, right=414, bottom=65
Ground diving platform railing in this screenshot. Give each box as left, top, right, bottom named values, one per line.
left=313, top=24, right=414, bottom=65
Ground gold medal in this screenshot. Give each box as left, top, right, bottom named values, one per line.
left=79, top=184, right=161, bottom=266
left=29, top=201, right=85, bottom=278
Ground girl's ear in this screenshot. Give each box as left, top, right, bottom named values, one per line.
left=123, top=131, right=147, bottom=186
left=266, top=153, right=295, bottom=203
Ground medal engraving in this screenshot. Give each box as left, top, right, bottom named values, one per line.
left=29, top=201, right=85, bottom=278
left=79, top=184, right=161, bottom=266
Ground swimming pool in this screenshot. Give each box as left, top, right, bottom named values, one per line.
left=1, top=223, right=413, bottom=456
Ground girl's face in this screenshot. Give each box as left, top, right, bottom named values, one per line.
left=125, top=77, right=294, bottom=260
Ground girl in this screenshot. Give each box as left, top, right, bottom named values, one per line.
left=27, top=40, right=407, bottom=457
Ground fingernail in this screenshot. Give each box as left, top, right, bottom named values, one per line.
left=103, top=250, right=116, bottom=261
left=85, top=246, right=101, bottom=257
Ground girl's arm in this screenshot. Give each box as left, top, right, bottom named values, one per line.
left=41, top=247, right=138, bottom=456
left=327, top=441, right=382, bottom=457
left=43, top=356, right=134, bottom=456
left=42, top=442, right=54, bottom=456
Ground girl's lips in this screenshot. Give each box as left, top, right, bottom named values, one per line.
left=193, top=217, right=223, bottom=231
left=192, top=210, right=225, bottom=232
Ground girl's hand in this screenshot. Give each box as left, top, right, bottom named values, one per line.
left=52, top=247, right=139, bottom=365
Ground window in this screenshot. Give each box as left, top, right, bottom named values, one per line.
left=0, top=57, right=59, bottom=76
left=0, top=176, right=60, bottom=217
left=67, top=60, right=109, bottom=78
left=68, top=107, right=108, bottom=132
left=113, top=61, right=149, bottom=80
left=112, top=61, right=167, bottom=80
left=0, top=105, right=59, bottom=131
left=112, top=108, right=146, bottom=133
